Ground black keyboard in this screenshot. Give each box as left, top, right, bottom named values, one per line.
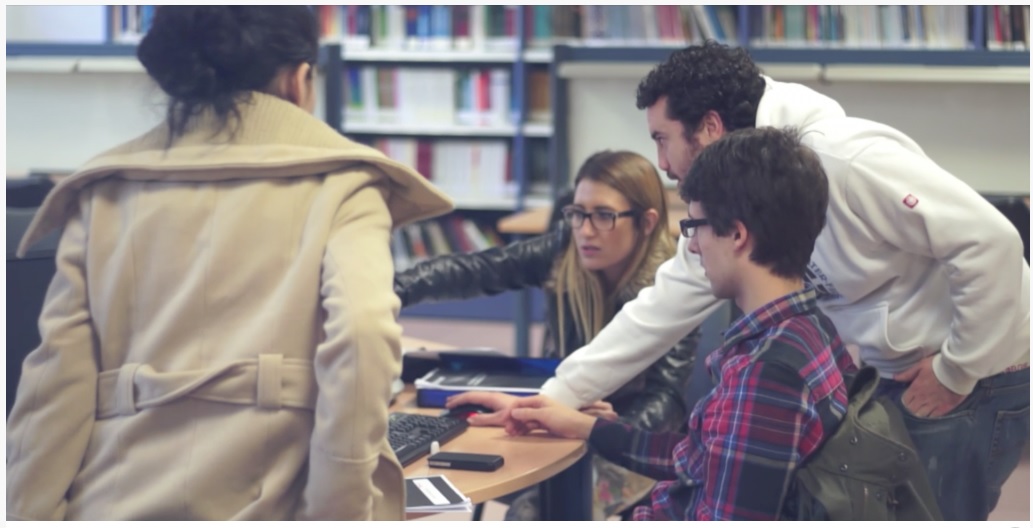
left=388, top=412, right=469, bottom=467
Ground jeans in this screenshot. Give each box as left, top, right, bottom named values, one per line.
left=876, top=367, right=1030, bottom=521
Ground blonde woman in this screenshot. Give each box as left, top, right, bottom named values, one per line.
left=394, top=150, right=699, bottom=520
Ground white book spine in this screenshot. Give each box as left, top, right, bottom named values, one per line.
left=489, top=68, right=510, bottom=126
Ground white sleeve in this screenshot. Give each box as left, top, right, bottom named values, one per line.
left=845, top=140, right=1030, bottom=394
left=541, top=236, right=726, bottom=408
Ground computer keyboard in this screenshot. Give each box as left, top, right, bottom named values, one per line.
left=388, top=412, right=469, bottom=467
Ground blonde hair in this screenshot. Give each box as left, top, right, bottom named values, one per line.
left=553, top=150, right=674, bottom=354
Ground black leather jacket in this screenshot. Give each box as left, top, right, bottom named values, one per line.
left=395, top=229, right=700, bottom=433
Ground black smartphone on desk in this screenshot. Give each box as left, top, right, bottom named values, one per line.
left=427, top=452, right=504, bottom=472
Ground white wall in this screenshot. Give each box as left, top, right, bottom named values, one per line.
left=568, top=77, right=1030, bottom=195
left=6, top=5, right=106, bottom=42
left=5, top=5, right=328, bottom=176
left=5, top=71, right=328, bottom=176
left=6, top=72, right=165, bottom=174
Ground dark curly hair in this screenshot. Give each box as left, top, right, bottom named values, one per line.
left=636, top=40, right=765, bottom=137
left=137, top=6, right=319, bottom=141
left=679, top=127, right=828, bottom=279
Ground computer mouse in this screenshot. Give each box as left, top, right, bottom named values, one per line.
left=440, top=403, right=495, bottom=419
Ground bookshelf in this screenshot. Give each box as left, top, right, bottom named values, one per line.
left=7, top=5, right=1030, bottom=354
left=5, top=42, right=143, bottom=73
left=6, top=6, right=555, bottom=357
left=316, top=6, right=558, bottom=354
left=544, top=5, right=1030, bottom=196
left=320, top=7, right=555, bottom=212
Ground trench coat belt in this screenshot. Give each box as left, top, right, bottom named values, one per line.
left=95, top=354, right=317, bottom=419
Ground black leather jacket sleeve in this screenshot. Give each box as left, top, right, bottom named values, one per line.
left=610, top=328, right=700, bottom=433
left=394, top=230, right=564, bottom=308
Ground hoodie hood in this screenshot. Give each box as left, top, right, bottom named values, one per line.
left=754, top=74, right=847, bottom=130
left=18, top=92, right=454, bottom=257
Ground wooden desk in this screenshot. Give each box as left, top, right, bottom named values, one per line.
left=392, top=387, right=586, bottom=507
left=496, top=207, right=551, bottom=235
left=398, top=337, right=591, bottom=519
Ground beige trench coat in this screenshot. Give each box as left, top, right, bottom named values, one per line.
left=7, top=92, right=453, bottom=520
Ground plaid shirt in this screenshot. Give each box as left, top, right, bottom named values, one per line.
left=589, top=287, right=855, bottom=521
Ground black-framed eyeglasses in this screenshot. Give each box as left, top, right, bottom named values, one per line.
left=561, top=205, right=637, bottom=232
left=680, top=218, right=709, bottom=238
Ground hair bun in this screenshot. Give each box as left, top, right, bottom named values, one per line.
left=137, top=6, right=319, bottom=140
left=137, top=6, right=256, bottom=101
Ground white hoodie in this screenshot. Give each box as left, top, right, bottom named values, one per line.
left=542, top=76, right=1029, bottom=406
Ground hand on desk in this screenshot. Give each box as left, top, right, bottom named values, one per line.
left=510, top=395, right=598, bottom=440
left=447, top=392, right=612, bottom=439
left=445, top=392, right=520, bottom=428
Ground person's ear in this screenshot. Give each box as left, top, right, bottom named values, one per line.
left=700, top=110, right=726, bottom=142
left=731, top=220, right=750, bottom=251
left=286, top=62, right=315, bottom=112
left=640, top=208, right=660, bottom=237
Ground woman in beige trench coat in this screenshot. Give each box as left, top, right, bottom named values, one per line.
left=6, top=6, right=452, bottom=521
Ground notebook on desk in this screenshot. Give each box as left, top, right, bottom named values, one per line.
left=413, top=353, right=560, bottom=408
left=401, top=347, right=506, bottom=383
left=405, top=475, right=472, bottom=513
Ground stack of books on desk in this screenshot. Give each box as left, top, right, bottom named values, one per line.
left=413, top=352, right=560, bottom=408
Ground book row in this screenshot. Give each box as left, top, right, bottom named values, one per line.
left=344, top=67, right=551, bottom=128
left=366, top=138, right=514, bottom=204
left=317, top=5, right=732, bottom=50
left=390, top=214, right=506, bottom=272
left=748, top=5, right=974, bottom=49
left=317, top=5, right=522, bottom=52
left=986, top=5, right=1030, bottom=51
left=344, top=66, right=516, bottom=127
left=106, top=6, right=1030, bottom=51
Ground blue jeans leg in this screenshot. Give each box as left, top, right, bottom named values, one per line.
left=877, top=367, right=1030, bottom=521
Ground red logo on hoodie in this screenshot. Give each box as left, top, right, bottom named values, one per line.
left=902, top=194, right=919, bottom=208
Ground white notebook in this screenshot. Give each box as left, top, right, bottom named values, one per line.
left=405, top=475, right=473, bottom=513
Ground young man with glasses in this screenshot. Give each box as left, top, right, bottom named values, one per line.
left=509, top=127, right=857, bottom=520
left=506, top=41, right=1029, bottom=521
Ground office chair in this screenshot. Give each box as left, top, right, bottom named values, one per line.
left=7, top=176, right=55, bottom=208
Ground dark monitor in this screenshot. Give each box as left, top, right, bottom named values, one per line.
left=7, top=207, right=60, bottom=416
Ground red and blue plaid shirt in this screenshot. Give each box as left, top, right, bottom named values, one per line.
left=589, top=287, right=855, bottom=521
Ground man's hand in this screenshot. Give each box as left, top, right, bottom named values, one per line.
left=509, top=395, right=598, bottom=440
left=893, top=355, right=967, bottom=418
left=445, top=391, right=518, bottom=427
